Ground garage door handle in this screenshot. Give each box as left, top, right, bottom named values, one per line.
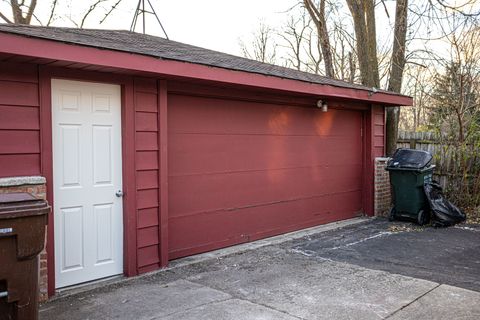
left=115, top=190, right=124, bottom=197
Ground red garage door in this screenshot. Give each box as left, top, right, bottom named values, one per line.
left=168, top=94, right=363, bottom=259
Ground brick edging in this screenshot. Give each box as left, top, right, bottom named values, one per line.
left=374, top=158, right=391, bottom=217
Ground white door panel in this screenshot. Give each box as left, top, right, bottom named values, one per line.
left=52, top=79, right=123, bottom=288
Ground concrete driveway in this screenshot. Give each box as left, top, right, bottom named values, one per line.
left=40, top=218, right=480, bottom=320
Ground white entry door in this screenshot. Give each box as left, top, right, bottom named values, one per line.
left=52, top=79, right=123, bottom=288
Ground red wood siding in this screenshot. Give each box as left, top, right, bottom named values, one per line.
left=133, top=78, right=161, bottom=273
left=168, top=94, right=364, bottom=259
left=0, top=62, right=40, bottom=177
left=372, top=105, right=385, bottom=157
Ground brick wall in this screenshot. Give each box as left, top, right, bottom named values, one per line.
left=0, top=176, right=48, bottom=302
left=374, top=158, right=391, bottom=217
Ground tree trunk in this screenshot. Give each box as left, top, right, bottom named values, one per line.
left=386, top=0, right=408, bottom=156
left=345, top=0, right=379, bottom=87
left=364, top=0, right=379, bottom=87
left=9, top=0, right=37, bottom=24
left=304, top=0, right=335, bottom=78
left=348, top=51, right=355, bottom=83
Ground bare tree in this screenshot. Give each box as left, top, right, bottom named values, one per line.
left=399, top=64, right=432, bottom=131
left=330, top=22, right=357, bottom=82
left=0, top=0, right=37, bottom=24
left=302, top=25, right=323, bottom=74
left=0, top=0, right=124, bottom=28
left=344, top=0, right=380, bottom=87
left=303, top=0, right=335, bottom=78
left=431, top=27, right=480, bottom=143
left=385, top=0, right=409, bottom=155
left=240, top=21, right=277, bottom=64
left=278, top=14, right=309, bottom=71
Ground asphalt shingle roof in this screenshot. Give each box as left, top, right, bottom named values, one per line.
left=0, top=24, right=396, bottom=95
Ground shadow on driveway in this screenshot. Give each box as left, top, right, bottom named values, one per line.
left=292, top=219, right=480, bottom=292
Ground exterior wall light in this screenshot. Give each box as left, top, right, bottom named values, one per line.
left=317, top=99, right=328, bottom=112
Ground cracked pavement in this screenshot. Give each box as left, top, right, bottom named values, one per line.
left=40, top=219, right=480, bottom=320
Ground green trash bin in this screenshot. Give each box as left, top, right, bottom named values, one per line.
left=386, top=148, right=435, bottom=225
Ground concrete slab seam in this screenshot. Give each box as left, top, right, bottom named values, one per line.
left=153, top=296, right=234, bottom=320
left=383, top=283, right=442, bottom=319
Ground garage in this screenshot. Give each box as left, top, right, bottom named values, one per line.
left=0, top=25, right=412, bottom=297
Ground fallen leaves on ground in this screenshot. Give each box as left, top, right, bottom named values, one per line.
left=388, top=223, right=425, bottom=233
left=466, top=206, right=480, bottom=224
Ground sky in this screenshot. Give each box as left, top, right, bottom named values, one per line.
left=0, top=0, right=296, bottom=56
left=149, top=0, right=295, bottom=55
left=0, top=0, right=409, bottom=62
left=0, top=0, right=470, bottom=68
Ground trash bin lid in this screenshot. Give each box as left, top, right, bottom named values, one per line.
left=0, top=192, right=49, bottom=219
left=387, top=148, right=433, bottom=169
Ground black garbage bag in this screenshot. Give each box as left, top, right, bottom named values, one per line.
left=424, top=182, right=466, bottom=227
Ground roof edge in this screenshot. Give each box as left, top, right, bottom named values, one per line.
left=0, top=31, right=412, bottom=106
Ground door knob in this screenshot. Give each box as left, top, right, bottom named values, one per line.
left=115, top=190, right=124, bottom=197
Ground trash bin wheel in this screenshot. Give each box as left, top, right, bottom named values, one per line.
left=388, top=207, right=396, bottom=222
left=417, top=209, right=428, bottom=226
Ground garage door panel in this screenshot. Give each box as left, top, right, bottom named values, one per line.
left=170, top=164, right=362, bottom=218
left=168, top=94, right=363, bottom=259
left=169, top=95, right=361, bottom=136
left=169, top=190, right=363, bottom=258
left=169, top=134, right=362, bottom=176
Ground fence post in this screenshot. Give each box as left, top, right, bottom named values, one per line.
left=409, top=139, right=416, bottom=149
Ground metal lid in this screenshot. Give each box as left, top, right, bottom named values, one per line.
left=387, top=148, right=433, bottom=169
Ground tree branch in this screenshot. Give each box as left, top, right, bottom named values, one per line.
left=0, top=11, right=12, bottom=23
left=46, top=0, right=58, bottom=26
left=25, top=0, right=36, bottom=24
left=303, top=0, right=335, bottom=78
left=80, top=0, right=107, bottom=28
left=100, top=0, right=122, bottom=24
left=436, top=0, right=480, bottom=17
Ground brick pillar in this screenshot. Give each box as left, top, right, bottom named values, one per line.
left=374, top=158, right=392, bottom=217
left=0, top=176, right=48, bottom=302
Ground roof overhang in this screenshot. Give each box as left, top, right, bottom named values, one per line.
left=0, top=32, right=412, bottom=106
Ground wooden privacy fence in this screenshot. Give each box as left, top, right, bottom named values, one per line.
left=396, top=131, right=480, bottom=192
